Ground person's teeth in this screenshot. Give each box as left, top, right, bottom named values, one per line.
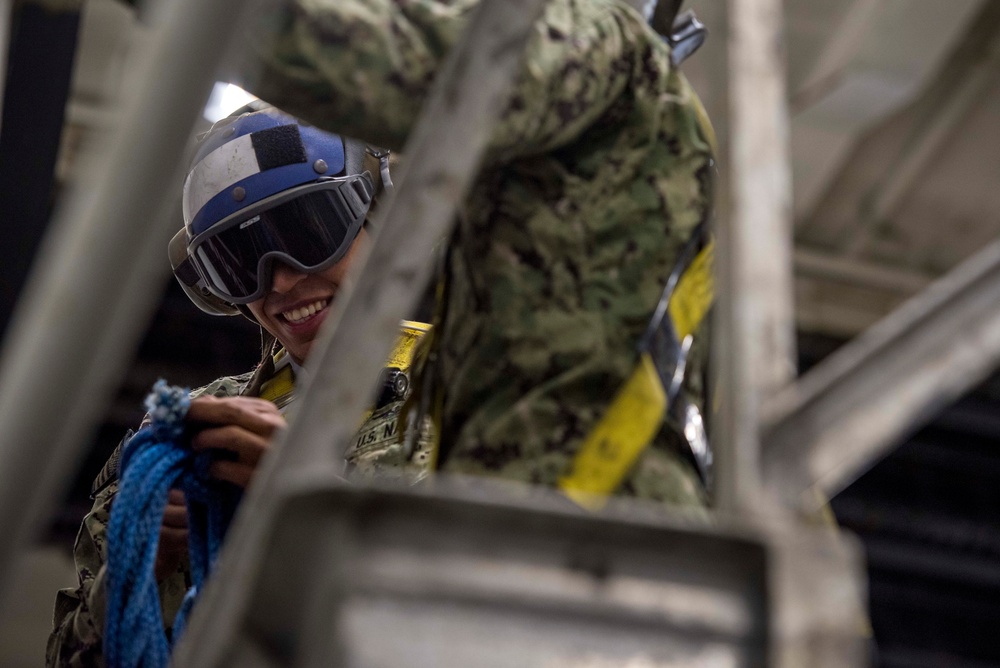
left=283, top=299, right=329, bottom=323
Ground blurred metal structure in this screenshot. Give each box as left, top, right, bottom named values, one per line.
left=764, top=239, right=1000, bottom=511
left=172, top=0, right=867, bottom=665
left=0, top=0, right=253, bottom=602
left=179, top=477, right=867, bottom=668
left=0, top=0, right=942, bottom=664
left=709, top=0, right=796, bottom=516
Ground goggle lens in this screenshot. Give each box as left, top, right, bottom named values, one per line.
left=189, top=177, right=372, bottom=303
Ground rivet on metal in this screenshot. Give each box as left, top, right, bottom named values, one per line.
left=313, top=159, right=328, bottom=174
left=232, top=186, right=246, bottom=202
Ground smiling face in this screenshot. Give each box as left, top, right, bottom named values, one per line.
left=246, top=228, right=369, bottom=363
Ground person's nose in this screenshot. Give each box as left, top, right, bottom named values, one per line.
left=270, top=261, right=307, bottom=294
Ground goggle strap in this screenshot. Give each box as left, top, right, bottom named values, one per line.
left=342, top=178, right=373, bottom=220
left=174, top=256, right=201, bottom=287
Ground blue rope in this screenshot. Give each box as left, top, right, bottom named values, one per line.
left=106, top=381, right=241, bottom=668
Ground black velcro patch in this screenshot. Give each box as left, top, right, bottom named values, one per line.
left=251, top=124, right=307, bottom=171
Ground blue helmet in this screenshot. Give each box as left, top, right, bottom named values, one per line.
left=170, top=109, right=387, bottom=315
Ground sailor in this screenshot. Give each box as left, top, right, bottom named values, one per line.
left=241, top=0, right=715, bottom=502
left=46, top=108, right=430, bottom=667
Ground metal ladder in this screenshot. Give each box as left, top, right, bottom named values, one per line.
left=4, top=0, right=998, bottom=664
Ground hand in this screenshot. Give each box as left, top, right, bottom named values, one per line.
left=186, top=395, right=286, bottom=488
left=155, top=489, right=188, bottom=582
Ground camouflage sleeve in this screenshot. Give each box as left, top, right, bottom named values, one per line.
left=46, top=483, right=114, bottom=668
left=46, top=484, right=191, bottom=668
left=244, top=0, right=650, bottom=158
left=46, top=373, right=252, bottom=667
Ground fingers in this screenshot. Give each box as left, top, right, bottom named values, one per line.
left=208, top=459, right=255, bottom=489
left=156, top=492, right=189, bottom=581
left=186, top=396, right=285, bottom=436
left=155, top=530, right=187, bottom=581
left=190, top=424, right=270, bottom=467
left=162, top=498, right=188, bottom=529
left=183, top=396, right=285, bottom=489
left=158, top=526, right=188, bottom=552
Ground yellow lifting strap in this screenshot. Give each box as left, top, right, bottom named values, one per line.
left=387, top=321, right=432, bottom=368
left=367, top=320, right=433, bottom=430
left=259, top=321, right=432, bottom=416
left=559, top=237, right=715, bottom=509
left=259, top=350, right=295, bottom=409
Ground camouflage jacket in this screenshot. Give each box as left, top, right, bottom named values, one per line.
left=244, top=0, right=714, bottom=502
left=46, top=339, right=434, bottom=668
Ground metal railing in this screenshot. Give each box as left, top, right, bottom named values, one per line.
left=706, top=0, right=796, bottom=516
left=0, top=0, right=254, bottom=599
left=171, top=1, right=550, bottom=663
left=764, top=239, right=1000, bottom=510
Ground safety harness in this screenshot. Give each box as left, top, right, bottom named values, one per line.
left=558, top=223, right=714, bottom=507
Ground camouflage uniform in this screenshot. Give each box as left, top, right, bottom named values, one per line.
left=245, top=0, right=714, bottom=503
left=47, top=350, right=434, bottom=667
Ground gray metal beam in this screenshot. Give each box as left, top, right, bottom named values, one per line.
left=842, top=0, right=1000, bottom=258
left=223, top=477, right=765, bottom=667
left=794, top=249, right=933, bottom=295
left=0, top=0, right=251, bottom=605
left=711, top=0, right=796, bottom=515
left=171, top=1, right=548, bottom=665
left=763, top=238, right=1000, bottom=510
left=185, top=471, right=869, bottom=668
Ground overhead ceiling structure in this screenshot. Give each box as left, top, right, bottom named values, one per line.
left=685, top=0, right=995, bottom=337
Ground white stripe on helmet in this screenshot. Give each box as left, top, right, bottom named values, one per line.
left=182, top=133, right=261, bottom=228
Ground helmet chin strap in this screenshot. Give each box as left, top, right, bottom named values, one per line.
left=240, top=327, right=279, bottom=398
left=379, top=154, right=394, bottom=194
left=366, top=147, right=394, bottom=194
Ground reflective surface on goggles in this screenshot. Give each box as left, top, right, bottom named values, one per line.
left=189, top=177, right=371, bottom=303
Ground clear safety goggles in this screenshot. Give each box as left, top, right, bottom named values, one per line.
left=187, top=175, right=374, bottom=304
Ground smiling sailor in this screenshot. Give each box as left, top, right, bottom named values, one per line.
left=46, top=107, right=433, bottom=667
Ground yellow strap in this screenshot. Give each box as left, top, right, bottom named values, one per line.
left=668, top=239, right=714, bottom=341
left=259, top=321, right=432, bottom=413
left=559, top=354, right=667, bottom=509
left=259, top=364, right=295, bottom=408
left=359, top=321, right=431, bottom=425
left=560, top=239, right=715, bottom=509
left=388, top=321, right=433, bottom=369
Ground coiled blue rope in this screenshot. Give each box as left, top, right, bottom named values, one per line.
left=106, top=380, right=241, bottom=668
